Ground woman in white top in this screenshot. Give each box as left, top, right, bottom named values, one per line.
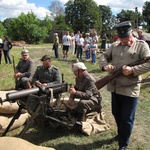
left=70, top=33, right=75, bottom=54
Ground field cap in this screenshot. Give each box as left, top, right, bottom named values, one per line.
left=21, top=49, right=29, bottom=55
left=72, top=62, right=87, bottom=72
left=40, top=55, right=51, bottom=61
left=137, top=29, right=143, bottom=33
left=116, top=21, right=132, bottom=38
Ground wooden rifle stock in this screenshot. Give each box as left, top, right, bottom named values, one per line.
left=12, top=55, right=18, bottom=90
left=95, top=56, right=150, bottom=90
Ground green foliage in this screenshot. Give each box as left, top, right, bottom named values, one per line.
left=142, top=1, right=150, bottom=32
left=0, top=22, right=6, bottom=38
left=6, top=12, right=52, bottom=43
left=116, top=9, right=145, bottom=30
left=99, top=5, right=113, bottom=32
left=53, top=15, right=72, bottom=32
left=116, top=10, right=133, bottom=22
left=65, top=0, right=102, bottom=33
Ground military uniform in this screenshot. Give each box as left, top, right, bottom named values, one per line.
left=99, top=39, right=150, bottom=97
left=32, top=65, right=61, bottom=86
left=16, top=57, right=34, bottom=89
left=99, top=21, right=150, bottom=150
left=71, top=70, right=102, bottom=121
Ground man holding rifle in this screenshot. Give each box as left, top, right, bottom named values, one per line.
left=14, top=48, right=34, bottom=89
left=99, top=21, right=150, bottom=150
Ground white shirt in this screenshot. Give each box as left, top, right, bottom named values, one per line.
left=62, top=35, right=71, bottom=46
left=0, top=38, right=2, bottom=43
left=77, top=37, right=85, bottom=46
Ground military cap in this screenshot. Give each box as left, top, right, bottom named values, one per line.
left=72, top=62, right=87, bottom=72
left=21, top=49, right=29, bottom=55
left=40, top=55, right=51, bottom=61
left=116, top=21, right=132, bottom=38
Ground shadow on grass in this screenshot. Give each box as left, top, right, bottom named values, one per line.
left=52, top=138, right=117, bottom=150
left=14, top=125, right=117, bottom=150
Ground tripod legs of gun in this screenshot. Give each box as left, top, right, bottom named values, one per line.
left=19, top=103, right=42, bottom=138
left=1, top=105, right=23, bottom=137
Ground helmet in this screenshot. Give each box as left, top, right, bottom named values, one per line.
left=21, top=49, right=29, bottom=55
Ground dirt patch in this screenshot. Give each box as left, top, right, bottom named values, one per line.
left=12, top=41, right=27, bottom=47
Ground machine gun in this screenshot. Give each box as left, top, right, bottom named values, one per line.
left=0, top=82, right=73, bottom=137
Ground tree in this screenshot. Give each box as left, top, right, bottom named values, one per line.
left=48, top=0, right=65, bottom=19
left=0, top=22, right=6, bottom=38
left=99, top=5, right=113, bottom=32
left=41, top=15, right=53, bottom=42
left=53, top=15, right=72, bottom=31
left=116, top=9, right=143, bottom=28
left=142, top=1, right=150, bottom=32
left=65, top=0, right=102, bottom=33
left=7, top=12, right=50, bottom=43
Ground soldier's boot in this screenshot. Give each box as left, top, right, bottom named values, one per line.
left=77, top=112, right=86, bottom=122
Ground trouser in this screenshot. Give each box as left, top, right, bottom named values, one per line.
left=76, top=46, right=83, bottom=59
left=91, top=53, right=96, bottom=63
left=75, top=99, right=100, bottom=121
left=85, top=50, right=90, bottom=59
left=111, top=92, right=138, bottom=148
left=54, top=44, right=59, bottom=58
left=3, top=50, right=12, bottom=64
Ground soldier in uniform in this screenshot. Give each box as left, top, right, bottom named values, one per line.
left=67, top=61, right=102, bottom=122
left=99, top=21, right=150, bottom=150
left=14, top=48, right=34, bottom=89
left=32, top=55, right=61, bottom=87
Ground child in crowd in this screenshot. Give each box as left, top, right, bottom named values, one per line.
left=84, top=40, right=90, bottom=61
left=90, top=40, right=98, bottom=64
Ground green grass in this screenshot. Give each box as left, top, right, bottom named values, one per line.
left=0, top=44, right=150, bottom=150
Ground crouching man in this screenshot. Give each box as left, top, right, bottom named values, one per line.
left=67, top=61, right=102, bottom=121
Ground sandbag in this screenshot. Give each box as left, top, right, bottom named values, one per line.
left=81, top=112, right=111, bottom=136
left=0, top=113, right=30, bottom=133
left=0, top=102, right=27, bottom=114
left=0, top=90, right=16, bottom=99
left=0, top=90, right=27, bottom=114
left=0, top=137, right=55, bottom=150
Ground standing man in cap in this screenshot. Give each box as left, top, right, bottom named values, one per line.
left=32, top=55, right=61, bottom=87
left=99, top=21, right=150, bottom=150
left=67, top=61, right=102, bottom=122
left=14, top=47, right=34, bottom=89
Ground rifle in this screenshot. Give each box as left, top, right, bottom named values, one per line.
left=95, top=56, right=150, bottom=90
left=0, top=82, right=69, bottom=137
left=12, top=55, right=18, bottom=90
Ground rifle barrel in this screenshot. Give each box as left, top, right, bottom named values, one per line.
left=95, top=56, right=150, bottom=90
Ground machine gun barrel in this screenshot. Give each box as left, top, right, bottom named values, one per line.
left=5, top=88, right=39, bottom=102
left=2, top=82, right=68, bottom=103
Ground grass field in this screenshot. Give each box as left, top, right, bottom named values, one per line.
left=0, top=44, right=150, bottom=150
